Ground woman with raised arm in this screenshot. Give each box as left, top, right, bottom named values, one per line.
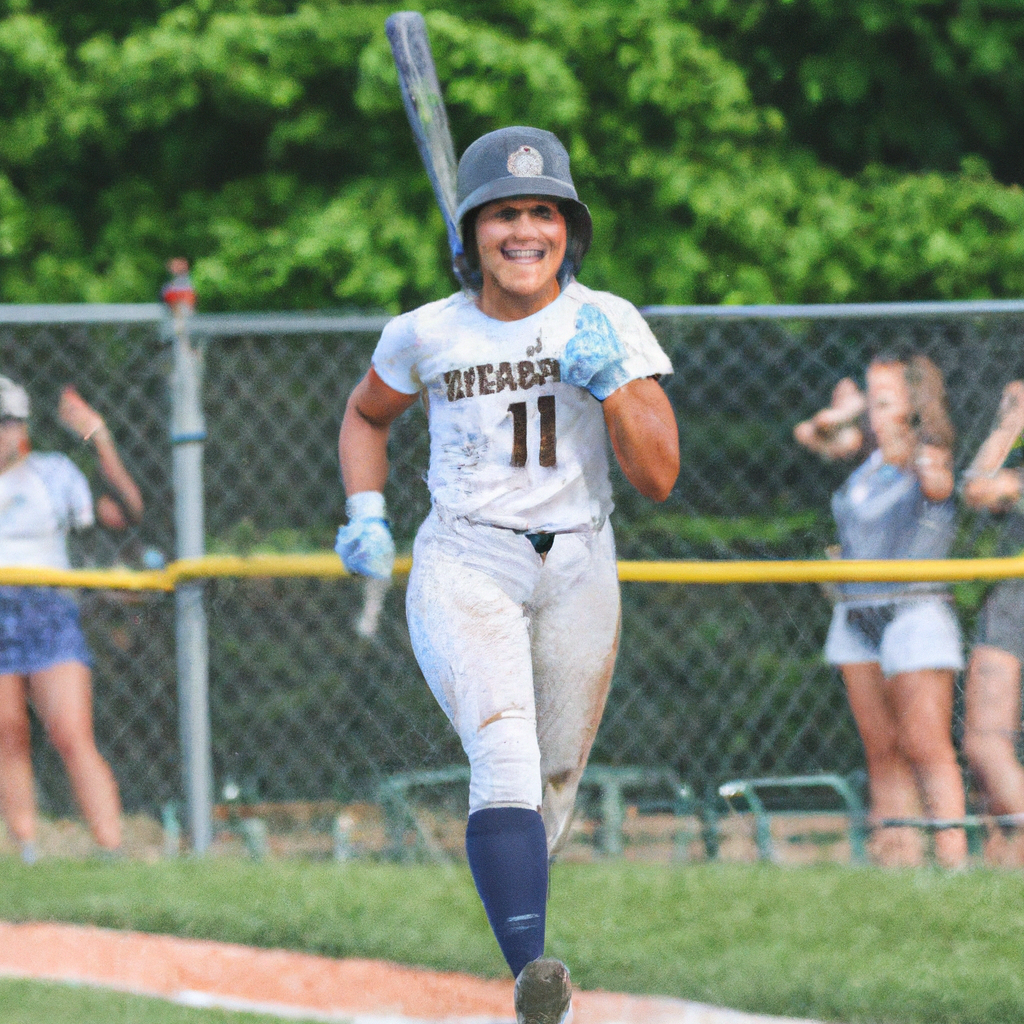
left=960, top=380, right=1024, bottom=864
left=795, top=351, right=967, bottom=868
left=0, top=377, right=143, bottom=863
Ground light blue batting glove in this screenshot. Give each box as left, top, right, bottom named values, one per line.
left=335, top=491, right=395, bottom=579
left=561, top=303, right=632, bottom=401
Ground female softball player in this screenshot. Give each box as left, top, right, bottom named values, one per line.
left=795, top=351, right=967, bottom=869
left=336, top=126, right=679, bottom=1024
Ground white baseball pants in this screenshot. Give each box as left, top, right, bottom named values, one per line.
left=405, top=508, right=621, bottom=854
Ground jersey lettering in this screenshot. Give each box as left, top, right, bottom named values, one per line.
left=538, top=395, right=556, bottom=467
left=510, top=402, right=527, bottom=467
left=444, top=359, right=561, bottom=404
left=477, top=364, right=496, bottom=396
left=444, top=370, right=466, bottom=402
left=496, top=362, right=518, bottom=393
left=508, top=397, right=557, bottom=468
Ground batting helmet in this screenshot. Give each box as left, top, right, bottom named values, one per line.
left=455, top=126, right=593, bottom=289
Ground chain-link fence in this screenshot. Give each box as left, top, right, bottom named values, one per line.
left=5, top=300, right=1024, bottom=856
left=0, top=307, right=178, bottom=820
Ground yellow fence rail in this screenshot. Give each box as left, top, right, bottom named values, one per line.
left=1, top=553, right=1023, bottom=590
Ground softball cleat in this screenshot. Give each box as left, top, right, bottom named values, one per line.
left=514, top=957, right=573, bottom=1024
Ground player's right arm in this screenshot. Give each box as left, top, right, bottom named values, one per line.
left=336, top=367, right=419, bottom=578
left=962, top=380, right=1024, bottom=512
left=339, top=367, right=419, bottom=494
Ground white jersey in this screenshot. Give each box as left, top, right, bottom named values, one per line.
left=372, top=281, right=673, bottom=533
left=0, top=453, right=94, bottom=569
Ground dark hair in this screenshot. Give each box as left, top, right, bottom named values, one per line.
left=867, top=340, right=918, bottom=368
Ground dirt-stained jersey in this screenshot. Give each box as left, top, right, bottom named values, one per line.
left=372, top=280, right=673, bottom=533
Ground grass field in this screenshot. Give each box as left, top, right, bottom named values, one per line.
left=0, top=855, right=1022, bottom=1024
left=0, top=977, right=322, bottom=1024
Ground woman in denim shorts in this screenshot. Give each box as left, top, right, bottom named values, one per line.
left=961, top=379, right=1024, bottom=864
left=0, top=377, right=143, bottom=863
left=795, top=351, right=966, bottom=868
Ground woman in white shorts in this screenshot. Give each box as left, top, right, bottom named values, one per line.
left=960, top=379, right=1024, bottom=864
left=795, top=351, right=966, bottom=868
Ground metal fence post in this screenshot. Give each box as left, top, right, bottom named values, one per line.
left=163, top=263, right=213, bottom=854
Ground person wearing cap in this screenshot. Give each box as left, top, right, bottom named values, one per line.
left=336, top=126, right=678, bottom=1023
left=0, top=377, right=143, bottom=863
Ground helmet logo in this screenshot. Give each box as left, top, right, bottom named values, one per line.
left=507, top=145, right=544, bottom=177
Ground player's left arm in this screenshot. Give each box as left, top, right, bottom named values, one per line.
left=602, top=377, right=679, bottom=502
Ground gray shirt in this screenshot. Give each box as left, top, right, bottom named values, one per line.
left=831, top=449, right=955, bottom=604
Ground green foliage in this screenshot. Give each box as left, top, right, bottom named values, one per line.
left=206, top=517, right=334, bottom=554
left=1, top=0, right=1024, bottom=309
left=699, top=0, right=1024, bottom=181
left=615, top=510, right=825, bottom=558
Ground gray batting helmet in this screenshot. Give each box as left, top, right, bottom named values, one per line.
left=455, top=126, right=593, bottom=288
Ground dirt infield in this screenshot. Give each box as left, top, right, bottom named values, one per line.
left=0, top=920, right=819, bottom=1024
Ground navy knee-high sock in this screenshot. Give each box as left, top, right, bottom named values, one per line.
left=465, top=806, right=548, bottom=978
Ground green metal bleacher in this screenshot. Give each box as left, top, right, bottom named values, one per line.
left=378, top=764, right=698, bottom=861
left=717, top=773, right=870, bottom=864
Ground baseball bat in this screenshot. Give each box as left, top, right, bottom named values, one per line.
left=385, top=11, right=466, bottom=284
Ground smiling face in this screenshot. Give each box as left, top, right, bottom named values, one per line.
left=472, top=196, right=567, bottom=321
left=866, top=361, right=914, bottom=465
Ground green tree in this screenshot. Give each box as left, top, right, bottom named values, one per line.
left=697, top=0, right=1024, bottom=182
left=0, top=0, right=1022, bottom=310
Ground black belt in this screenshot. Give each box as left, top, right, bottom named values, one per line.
left=526, top=532, right=555, bottom=555
left=846, top=604, right=897, bottom=646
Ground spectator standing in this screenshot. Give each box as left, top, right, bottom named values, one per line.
left=795, top=352, right=967, bottom=868
left=0, top=377, right=142, bottom=862
left=960, top=380, right=1024, bottom=864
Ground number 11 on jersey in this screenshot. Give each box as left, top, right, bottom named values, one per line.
left=509, top=396, right=556, bottom=468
